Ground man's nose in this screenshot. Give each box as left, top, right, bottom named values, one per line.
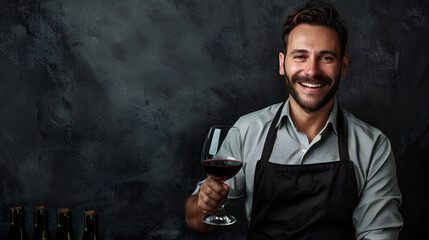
left=303, top=58, right=320, bottom=77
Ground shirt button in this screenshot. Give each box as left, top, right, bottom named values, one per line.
left=302, top=148, right=307, bottom=153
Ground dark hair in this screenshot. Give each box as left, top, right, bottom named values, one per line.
left=282, top=1, right=348, bottom=57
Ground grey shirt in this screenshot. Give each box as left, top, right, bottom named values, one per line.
left=193, top=98, right=403, bottom=239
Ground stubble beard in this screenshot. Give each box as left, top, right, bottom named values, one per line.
left=284, top=71, right=341, bottom=113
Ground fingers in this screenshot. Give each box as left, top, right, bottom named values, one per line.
left=198, top=178, right=229, bottom=215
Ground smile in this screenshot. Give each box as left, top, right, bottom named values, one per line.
left=299, top=82, right=325, bottom=88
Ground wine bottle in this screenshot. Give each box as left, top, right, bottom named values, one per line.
left=8, top=206, right=28, bottom=240
left=54, top=208, right=74, bottom=240
left=81, top=210, right=99, bottom=240
left=31, top=206, right=51, bottom=240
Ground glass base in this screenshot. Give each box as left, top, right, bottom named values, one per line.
left=202, top=208, right=236, bottom=226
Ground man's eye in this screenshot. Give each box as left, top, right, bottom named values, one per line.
left=294, top=56, right=305, bottom=59
left=321, top=56, right=333, bottom=61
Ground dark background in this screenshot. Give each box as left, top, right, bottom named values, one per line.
left=0, top=0, right=428, bottom=239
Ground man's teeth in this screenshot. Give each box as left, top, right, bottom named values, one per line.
left=300, top=82, right=323, bottom=88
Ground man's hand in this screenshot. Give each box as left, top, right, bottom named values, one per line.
left=185, top=177, right=230, bottom=232
left=198, top=177, right=230, bottom=215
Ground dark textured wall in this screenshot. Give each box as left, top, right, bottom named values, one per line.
left=0, top=0, right=428, bottom=239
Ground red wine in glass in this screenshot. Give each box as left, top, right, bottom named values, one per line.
left=201, top=125, right=242, bottom=226
left=201, top=159, right=242, bottom=181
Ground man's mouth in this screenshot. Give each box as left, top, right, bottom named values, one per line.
left=298, top=82, right=325, bottom=88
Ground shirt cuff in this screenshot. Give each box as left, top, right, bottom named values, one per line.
left=357, top=228, right=399, bottom=240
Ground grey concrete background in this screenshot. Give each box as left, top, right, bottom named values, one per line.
left=0, top=0, right=428, bottom=239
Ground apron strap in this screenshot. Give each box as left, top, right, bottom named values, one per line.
left=260, top=102, right=349, bottom=163
left=260, top=102, right=285, bottom=162
left=337, top=106, right=350, bottom=161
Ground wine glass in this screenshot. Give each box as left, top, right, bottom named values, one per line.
left=201, top=125, right=242, bottom=225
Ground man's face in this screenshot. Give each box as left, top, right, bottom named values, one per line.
left=279, top=24, right=348, bottom=113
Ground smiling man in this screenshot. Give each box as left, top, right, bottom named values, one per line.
left=280, top=22, right=347, bottom=143
left=185, top=1, right=403, bottom=239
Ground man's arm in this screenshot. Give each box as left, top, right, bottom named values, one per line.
left=185, top=177, right=229, bottom=232
left=185, top=194, right=219, bottom=232
left=353, top=137, right=403, bottom=239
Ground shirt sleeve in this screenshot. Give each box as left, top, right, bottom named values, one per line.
left=191, top=179, right=204, bottom=196
left=353, top=136, right=403, bottom=239
left=357, top=228, right=399, bottom=240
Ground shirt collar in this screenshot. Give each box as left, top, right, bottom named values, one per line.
left=276, top=98, right=340, bottom=136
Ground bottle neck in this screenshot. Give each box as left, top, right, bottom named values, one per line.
left=82, top=212, right=98, bottom=238
left=34, top=209, right=49, bottom=230
left=56, top=209, right=72, bottom=235
left=11, top=208, right=26, bottom=230
left=33, top=207, right=51, bottom=240
left=9, top=207, right=28, bottom=240
left=57, top=214, right=72, bottom=232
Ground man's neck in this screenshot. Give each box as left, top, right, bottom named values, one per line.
left=288, top=96, right=334, bottom=143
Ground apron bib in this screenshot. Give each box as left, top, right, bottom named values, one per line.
left=248, top=102, right=358, bottom=240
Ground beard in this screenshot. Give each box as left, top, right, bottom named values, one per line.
left=284, top=71, right=341, bottom=113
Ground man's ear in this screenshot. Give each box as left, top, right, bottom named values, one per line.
left=279, top=52, right=286, bottom=76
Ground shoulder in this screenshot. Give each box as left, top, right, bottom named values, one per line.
left=342, top=108, right=397, bottom=187
left=342, top=108, right=391, bottom=153
left=235, top=102, right=283, bottom=129
left=343, top=108, right=385, bottom=136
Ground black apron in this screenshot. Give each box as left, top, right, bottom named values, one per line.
left=248, top=102, right=359, bottom=240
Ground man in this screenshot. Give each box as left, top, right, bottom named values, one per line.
left=185, top=1, right=403, bottom=239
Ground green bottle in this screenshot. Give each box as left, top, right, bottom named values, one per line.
left=31, top=206, right=51, bottom=240
left=81, top=210, right=99, bottom=240
left=8, top=206, right=28, bottom=240
left=54, top=208, right=74, bottom=240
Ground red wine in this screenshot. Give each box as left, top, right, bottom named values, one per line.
left=202, top=159, right=242, bottom=180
